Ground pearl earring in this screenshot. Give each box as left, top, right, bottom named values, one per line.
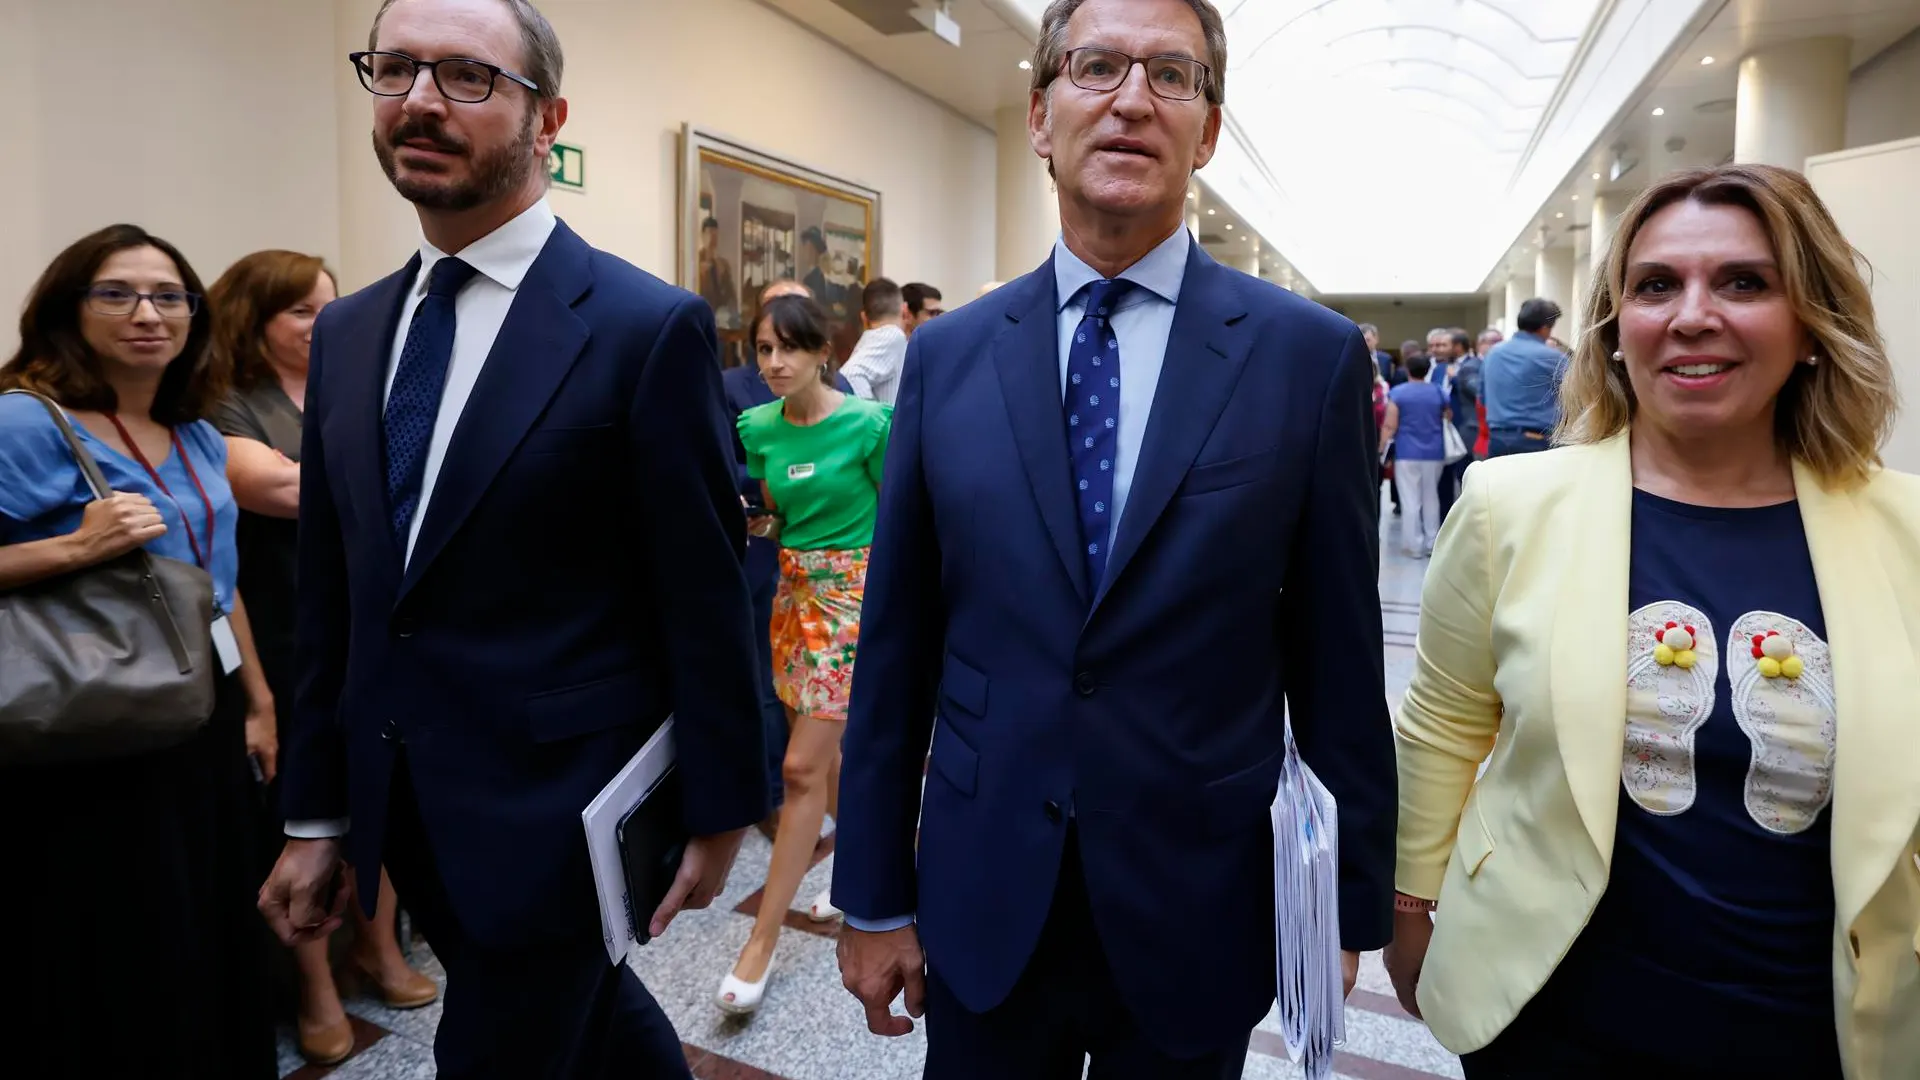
left=1611, top=350, right=1625, bottom=363
left=1806, top=355, right=1820, bottom=366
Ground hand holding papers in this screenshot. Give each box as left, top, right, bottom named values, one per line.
left=582, top=718, right=685, bottom=965
left=1271, top=723, right=1345, bottom=1079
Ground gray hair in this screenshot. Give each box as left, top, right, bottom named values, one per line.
left=1030, top=0, right=1227, bottom=106
left=370, top=0, right=564, bottom=100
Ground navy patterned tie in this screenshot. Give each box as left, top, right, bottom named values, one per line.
left=1066, top=278, right=1132, bottom=590
left=384, top=256, right=479, bottom=549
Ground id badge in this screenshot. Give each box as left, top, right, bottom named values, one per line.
left=210, top=615, right=242, bottom=675
left=788, top=462, right=815, bottom=481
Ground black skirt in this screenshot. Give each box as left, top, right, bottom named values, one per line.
left=0, top=670, right=278, bottom=1079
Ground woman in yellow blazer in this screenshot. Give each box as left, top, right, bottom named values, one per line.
left=1388, top=163, right=1920, bottom=1078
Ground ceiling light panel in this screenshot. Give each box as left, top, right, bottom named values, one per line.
left=1218, top=0, right=1603, bottom=292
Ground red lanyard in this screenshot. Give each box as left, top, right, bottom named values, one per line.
left=105, top=414, right=216, bottom=571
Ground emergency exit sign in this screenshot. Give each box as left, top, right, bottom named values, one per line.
left=549, top=143, right=585, bottom=191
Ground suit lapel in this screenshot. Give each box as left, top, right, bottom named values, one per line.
left=1795, top=465, right=1920, bottom=930
left=397, top=223, right=593, bottom=602
left=335, top=258, right=419, bottom=569
left=1095, top=249, right=1249, bottom=611
left=1548, top=434, right=1633, bottom=886
left=992, top=267, right=1091, bottom=605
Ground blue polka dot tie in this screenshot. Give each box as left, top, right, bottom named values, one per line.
left=1066, top=278, right=1131, bottom=591
left=384, top=256, right=479, bottom=550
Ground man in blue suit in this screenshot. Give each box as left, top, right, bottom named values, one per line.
left=719, top=278, right=853, bottom=833
left=256, top=2, right=766, bottom=1077
left=832, top=0, right=1395, bottom=1075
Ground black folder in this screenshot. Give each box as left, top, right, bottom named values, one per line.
left=615, top=763, right=687, bottom=947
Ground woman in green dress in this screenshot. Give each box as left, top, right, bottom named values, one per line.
left=718, top=294, right=891, bottom=1015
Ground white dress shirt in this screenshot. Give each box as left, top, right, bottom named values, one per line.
left=283, top=199, right=558, bottom=842
left=839, top=322, right=908, bottom=405
left=388, top=200, right=558, bottom=563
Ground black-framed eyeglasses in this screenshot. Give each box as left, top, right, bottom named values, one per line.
left=349, top=51, right=539, bottom=104
left=84, top=285, right=199, bottom=319
left=1061, top=47, right=1211, bottom=102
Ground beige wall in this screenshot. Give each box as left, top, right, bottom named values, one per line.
left=1, top=0, right=342, bottom=359
left=1327, top=301, right=1485, bottom=352
left=1807, top=136, right=1920, bottom=474
left=3, top=0, right=996, bottom=358
left=0, top=1, right=45, bottom=354
left=1847, top=28, right=1920, bottom=150
left=506, top=0, right=994, bottom=302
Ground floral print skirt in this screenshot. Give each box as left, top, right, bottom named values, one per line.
left=771, top=547, right=869, bottom=721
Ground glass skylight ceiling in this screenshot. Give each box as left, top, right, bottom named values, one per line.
left=1222, top=0, right=1600, bottom=292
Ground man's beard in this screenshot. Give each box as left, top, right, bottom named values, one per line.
left=374, top=108, right=538, bottom=212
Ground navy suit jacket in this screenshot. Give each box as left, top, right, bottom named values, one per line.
left=833, top=243, right=1395, bottom=1054
left=721, top=363, right=853, bottom=589
left=285, top=221, right=767, bottom=949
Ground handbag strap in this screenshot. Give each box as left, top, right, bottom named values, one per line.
left=0, top=389, right=198, bottom=674
left=2, top=389, right=115, bottom=501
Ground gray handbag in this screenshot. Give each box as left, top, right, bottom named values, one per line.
left=0, top=390, right=218, bottom=765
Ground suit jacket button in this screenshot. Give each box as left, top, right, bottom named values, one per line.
left=381, top=720, right=398, bottom=742
left=1044, top=800, right=1063, bottom=823
left=393, top=617, right=416, bottom=638
left=1074, top=672, right=1096, bottom=697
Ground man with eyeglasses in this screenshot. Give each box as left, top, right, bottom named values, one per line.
left=832, top=0, right=1394, bottom=1075
left=255, top=2, right=768, bottom=1078
left=901, top=282, right=945, bottom=336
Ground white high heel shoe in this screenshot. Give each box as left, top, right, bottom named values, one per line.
left=805, top=887, right=842, bottom=923
left=716, top=954, right=774, bottom=1016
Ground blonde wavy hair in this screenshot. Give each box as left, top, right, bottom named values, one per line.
left=1557, top=163, right=1898, bottom=489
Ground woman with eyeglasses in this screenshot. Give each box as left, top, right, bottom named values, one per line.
left=207, top=250, right=439, bottom=1066
left=0, top=225, right=277, bottom=1077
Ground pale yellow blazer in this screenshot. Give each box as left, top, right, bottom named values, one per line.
left=1395, top=433, right=1920, bottom=1078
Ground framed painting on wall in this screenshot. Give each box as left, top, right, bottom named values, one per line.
left=680, top=125, right=881, bottom=368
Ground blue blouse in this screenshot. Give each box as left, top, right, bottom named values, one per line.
left=0, top=394, right=240, bottom=614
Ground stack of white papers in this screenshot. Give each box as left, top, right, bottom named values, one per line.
left=1270, top=722, right=1345, bottom=1079
left=582, top=717, right=676, bottom=965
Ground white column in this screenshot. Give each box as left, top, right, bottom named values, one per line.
left=1589, top=193, right=1619, bottom=274
left=1485, top=289, right=1506, bottom=333
left=1735, top=37, right=1851, bottom=171
left=1232, top=236, right=1261, bottom=277
left=1569, top=233, right=1592, bottom=348
left=1504, top=276, right=1535, bottom=330
left=1535, top=247, right=1575, bottom=336
left=1186, top=206, right=1201, bottom=241
left=995, top=105, right=1058, bottom=282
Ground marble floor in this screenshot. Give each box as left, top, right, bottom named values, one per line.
left=276, top=503, right=1444, bottom=1079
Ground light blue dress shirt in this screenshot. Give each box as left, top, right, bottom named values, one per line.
left=1053, top=226, right=1189, bottom=551
left=842, top=227, right=1190, bottom=935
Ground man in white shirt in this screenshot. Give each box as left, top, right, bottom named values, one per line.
left=255, top=2, right=767, bottom=1077
left=839, top=276, right=910, bottom=405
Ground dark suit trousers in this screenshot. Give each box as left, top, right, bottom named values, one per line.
left=923, top=829, right=1250, bottom=1080
left=750, top=563, right=788, bottom=808
left=383, top=754, right=690, bottom=1080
